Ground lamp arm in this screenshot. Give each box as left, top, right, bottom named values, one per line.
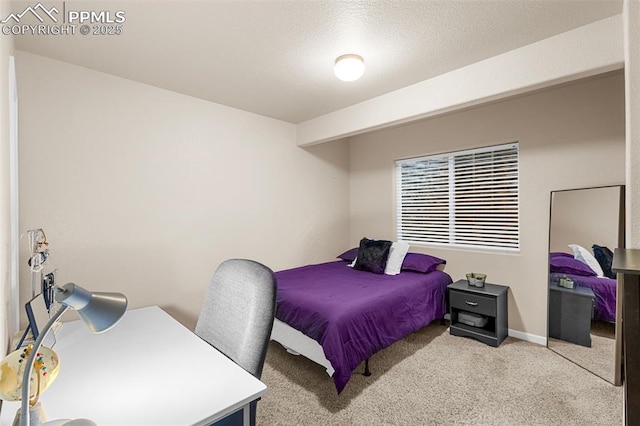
left=20, top=304, right=70, bottom=426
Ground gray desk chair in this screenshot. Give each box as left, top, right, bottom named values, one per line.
left=195, top=259, right=277, bottom=426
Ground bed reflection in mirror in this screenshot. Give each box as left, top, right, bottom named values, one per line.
left=548, top=185, right=624, bottom=386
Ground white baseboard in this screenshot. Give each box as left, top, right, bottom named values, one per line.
left=508, top=328, right=546, bottom=346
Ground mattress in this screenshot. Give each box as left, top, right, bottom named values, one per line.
left=275, top=260, right=452, bottom=393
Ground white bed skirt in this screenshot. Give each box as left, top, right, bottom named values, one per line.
left=270, top=318, right=335, bottom=376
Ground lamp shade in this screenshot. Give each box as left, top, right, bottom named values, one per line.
left=55, top=283, right=128, bottom=333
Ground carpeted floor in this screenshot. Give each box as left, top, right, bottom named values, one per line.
left=258, top=322, right=622, bottom=425
left=548, top=335, right=615, bottom=384
left=548, top=320, right=617, bottom=384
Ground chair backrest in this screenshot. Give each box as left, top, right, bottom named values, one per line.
left=195, top=259, right=277, bottom=379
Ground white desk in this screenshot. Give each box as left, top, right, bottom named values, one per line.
left=0, top=306, right=267, bottom=426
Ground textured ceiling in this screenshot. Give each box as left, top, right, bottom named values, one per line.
left=13, top=0, right=622, bottom=123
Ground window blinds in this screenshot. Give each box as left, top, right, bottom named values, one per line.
left=396, top=143, right=519, bottom=251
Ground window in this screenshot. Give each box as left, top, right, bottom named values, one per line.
left=396, top=143, right=519, bottom=251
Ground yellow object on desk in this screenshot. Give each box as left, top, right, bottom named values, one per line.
left=0, top=345, right=60, bottom=404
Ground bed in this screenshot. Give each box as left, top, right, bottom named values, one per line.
left=549, top=252, right=617, bottom=323
left=270, top=250, right=452, bottom=394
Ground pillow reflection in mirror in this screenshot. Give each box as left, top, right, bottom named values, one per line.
left=568, top=244, right=603, bottom=277
left=592, top=244, right=615, bottom=279
left=550, top=254, right=597, bottom=276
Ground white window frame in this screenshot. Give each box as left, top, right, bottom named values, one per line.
left=396, top=142, right=520, bottom=252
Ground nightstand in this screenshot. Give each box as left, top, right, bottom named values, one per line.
left=548, top=282, right=594, bottom=347
left=448, top=280, right=509, bottom=347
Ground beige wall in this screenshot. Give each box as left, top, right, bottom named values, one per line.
left=625, top=1, right=640, bottom=248
left=549, top=186, right=622, bottom=254
left=16, top=51, right=350, bottom=329
left=0, top=6, right=15, bottom=355
left=348, top=73, right=625, bottom=338
left=10, top=53, right=629, bottom=342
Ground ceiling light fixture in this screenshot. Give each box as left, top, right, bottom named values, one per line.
left=334, top=54, right=365, bottom=82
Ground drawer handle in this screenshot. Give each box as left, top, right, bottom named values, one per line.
left=465, top=301, right=478, bottom=306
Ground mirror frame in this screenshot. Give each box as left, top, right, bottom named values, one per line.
left=547, top=184, right=625, bottom=386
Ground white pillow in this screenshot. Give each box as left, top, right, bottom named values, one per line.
left=569, top=244, right=604, bottom=277
left=385, top=241, right=410, bottom=275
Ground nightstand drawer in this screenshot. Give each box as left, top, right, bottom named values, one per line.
left=450, top=291, right=496, bottom=317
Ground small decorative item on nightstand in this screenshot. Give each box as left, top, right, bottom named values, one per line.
left=557, top=275, right=575, bottom=289
left=466, top=272, right=486, bottom=288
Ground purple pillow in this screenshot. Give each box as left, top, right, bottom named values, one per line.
left=401, top=253, right=446, bottom=273
left=549, top=255, right=597, bottom=276
left=337, top=247, right=358, bottom=262
left=550, top=252, right=573, bottom=259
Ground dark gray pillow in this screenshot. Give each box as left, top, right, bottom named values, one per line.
left=592, top=244, right=615, bottom=279
left=353, top=238, right=392, bottom=274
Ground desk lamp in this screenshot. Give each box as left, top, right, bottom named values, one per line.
left=16, top=283, right=127, bottom=426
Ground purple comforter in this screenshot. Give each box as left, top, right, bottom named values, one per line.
left=550, top=272, right=617, bottom=322
left=275, top=260, right=452, bottom=393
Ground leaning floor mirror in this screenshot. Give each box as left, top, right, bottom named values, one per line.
left=548, top=185, right=624, bottom=385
